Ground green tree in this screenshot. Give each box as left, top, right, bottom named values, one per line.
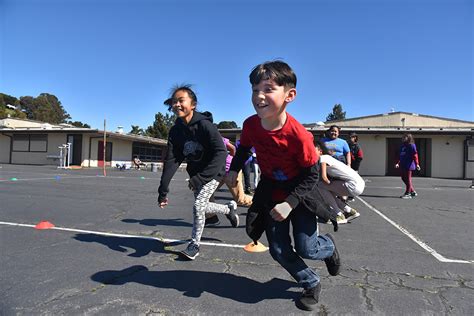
left=68, top=121, right=91, bottom=128
left=0, top=93, right=19, bottom=107
left=19, top=93, right=71, bottom=124
left=217, top=121, right=238, bottom=129
left=145, top=112, right=177, bottom=139
left=130, top=125, right=144, bottom=135
left=326, top=104, right=346, bottom=122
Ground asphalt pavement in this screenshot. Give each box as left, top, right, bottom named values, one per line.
left=1, top=164, right=473, bottom=315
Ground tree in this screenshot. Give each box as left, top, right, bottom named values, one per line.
left=326, top=104, right=346, bottom=122
left=217, top=121, right=238, bottom=129
left=145, top=112, right=177, bottom=139
left=19, top=93, right=71, bottom=124
left=68, top=121, right=91, bottom=128
left=129, top=125, right=144, bottom=135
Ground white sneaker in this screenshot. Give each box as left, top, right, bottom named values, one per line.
left=344, top=208, right=360, bottom=222
left=336, top=213, right=347, bottom=224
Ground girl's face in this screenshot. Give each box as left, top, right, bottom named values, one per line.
left=329, top=128, right=339, bottom=139
left=251, top=78, right=295, bottom=121
left=172, top=90, right=196, bottom=124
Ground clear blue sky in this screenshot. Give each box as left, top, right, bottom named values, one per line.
left=1, top=0, right=472, bottom=131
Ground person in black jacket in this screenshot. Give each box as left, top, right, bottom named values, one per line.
left=157, top=85, right=239, bottom=260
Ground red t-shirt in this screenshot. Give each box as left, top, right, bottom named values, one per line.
left=239, top=114, right=318, bottom=182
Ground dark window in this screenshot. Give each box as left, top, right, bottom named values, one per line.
left=12, top=134, right=48, bottom=152
left=132, top=142, right=163, bottom=162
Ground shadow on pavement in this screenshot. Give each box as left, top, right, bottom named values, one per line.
left=360, top=194, right=398, bottom=199
left=91, top=265, right=297, bottom=303
left=73, top=233, right=171, bottom=258
left=122, top=218, right=193, bottom=227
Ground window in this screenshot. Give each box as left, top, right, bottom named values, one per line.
left=12, top=134, right=48, bottom=152
left=132, top=142, right=163, bottom=162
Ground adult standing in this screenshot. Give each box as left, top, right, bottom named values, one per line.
left=320, top=125, right=351, bottom=167
left=395, top=133, right=420, bottom=199
left=348, top=132, right=363, bottom=173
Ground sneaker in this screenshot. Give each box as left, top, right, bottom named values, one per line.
left=336, top=213, right=347, bottom=224
left=244, top=188, right=254, bottom=195
left=344, top=208, right=360, bottom=222
left=324, top=233, right=341, bottom=276
left=204, top=215, right=220, bottom=227
left=181, top=242, right=200, bottom=260
left=410, top=191, right=418, bottom=197
left=400, top=193, right=412, bottom=199
left=296, top=283, right=321, bottom=311
left=347, top=196, right=355, bottom=202
left=225, top=201, right=239, bottom=227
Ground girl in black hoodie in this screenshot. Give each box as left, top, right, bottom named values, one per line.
left=158, top=85, right=239, bottom=260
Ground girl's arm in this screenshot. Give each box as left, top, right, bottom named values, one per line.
left=226, top=141, right=236, bottom=156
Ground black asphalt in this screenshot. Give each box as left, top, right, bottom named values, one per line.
left=1, top=164, right=473, bottom=315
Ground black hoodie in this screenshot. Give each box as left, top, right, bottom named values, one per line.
left=158, top=111, right=226, bottom=202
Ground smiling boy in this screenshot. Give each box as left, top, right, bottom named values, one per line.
left=229, top=61, right=340, bottom=311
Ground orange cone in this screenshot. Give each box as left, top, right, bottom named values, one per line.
left=244, top=241, right=268, bottom=253
left=35, top=221, right=55, bottom=230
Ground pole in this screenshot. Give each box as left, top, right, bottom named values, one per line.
left=103, top=118, right=107, bottom=177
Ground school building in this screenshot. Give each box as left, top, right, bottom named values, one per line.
left=0, top=118, right=167, bottom=168
left=220, top=112, right=474, bottom=179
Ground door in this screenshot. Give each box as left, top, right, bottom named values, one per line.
left=386, top=137, right=428, bottom=176
left=67, top=134, right=83, bottom=166
left=98, top=141, right=112, bottom=167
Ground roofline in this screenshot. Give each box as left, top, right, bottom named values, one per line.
left=0, top=128, right=98, bottom=133
left=324, top=111, right=474, bottom=125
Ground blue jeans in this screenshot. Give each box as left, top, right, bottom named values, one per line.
left=265, top=206, right=335, bottom=290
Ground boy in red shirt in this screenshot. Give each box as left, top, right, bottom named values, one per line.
left=229, top=61, right=339, bottom=311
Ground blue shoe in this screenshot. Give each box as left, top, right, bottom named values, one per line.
left=181, top=242, right=200, bottom=260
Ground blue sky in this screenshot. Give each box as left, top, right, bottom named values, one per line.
left=1, top=0, right=472, bottom=131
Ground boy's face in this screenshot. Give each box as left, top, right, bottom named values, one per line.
left=328, top=128, right=339, bottom=139
left=251, top=78, right=296, bottom=121
left=172, top=90, right=196, bottom=123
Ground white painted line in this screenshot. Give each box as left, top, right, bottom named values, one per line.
left=0, top=175, right=161, bottom=182
left=0, top=221, right=246, bottom=249
left=357, top=197, right=474, bottom=264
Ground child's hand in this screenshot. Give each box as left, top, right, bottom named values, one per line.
left=228, top=171, right=238, bottom=186
left=270, top=202, right=292, bottom=222
left=416, top=165, right=421, bottom=171
left=158, top=197, right=168, bottom=209
left=323, top=177, right=331, bottom=184
left=395, top=163, right=399, bottom=168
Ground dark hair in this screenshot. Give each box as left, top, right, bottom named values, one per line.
left=249, top=60, right=296, bottom=88
left=164, top=84, right=198, bottom=111
left=315, top=140, right=329, bottom=155
left=403, top=133, right=414, bottom=144
left=328, top=125, right=340, bottom=132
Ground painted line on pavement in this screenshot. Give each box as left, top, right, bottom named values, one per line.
left=357, top=197, right=473, bottom=264
left=0, top=221, right=246, bottom=249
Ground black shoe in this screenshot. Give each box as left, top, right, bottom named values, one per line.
left=244, top=188, right=254, bottom=195
left=296, top=283, right=321, bottom=311
left=225, top=201, right=239, bottom=227
left=204, top=215, right=220, bottom=227
left=347, top=196, right=355, bottom=202
left=181, top=242, right=200, bottom=260
left=324, top=233, right=341, bottom=276
left=400, top=193, right=412, bottom=199
left=410, top=191, right=417, bottom=197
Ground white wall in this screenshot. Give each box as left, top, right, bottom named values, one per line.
left=86, top=137, right=132, bottom=167
left=11, top=133, right=68, bottom=165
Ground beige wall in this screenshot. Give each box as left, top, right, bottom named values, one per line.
left=11, top=133, right=68, bottom=165
left=335, top=113, right=474, bottom=128
left=0, top=134, right=11, bottom=163
left=86, top=137, right=132, bottom=167
left=356, top=134, right=387, bottom=176
left=430, top=136, right=464, bottom=178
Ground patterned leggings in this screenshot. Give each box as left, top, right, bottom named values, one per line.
left=192, top=179, right=231, bottom=245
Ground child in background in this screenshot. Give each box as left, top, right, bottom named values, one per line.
left=157, top=85, right=239, bottom=260
left=229, top=61, right=339, bottom=311
left=349, top=132, right=363, bottom=173
left=395, top=133, right=420, bottom=199
left=316, top=141, right=364, bottom=224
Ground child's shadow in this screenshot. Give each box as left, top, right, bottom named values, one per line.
left=73, top=233, right=180, bottom=258
left=91, top=265, right=296, bottom=303
left=122, top=218, right=192, bottom=227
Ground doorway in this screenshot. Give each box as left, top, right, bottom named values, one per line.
left=386, top=137, right=430, bottom=176
left=67, top=134, right=83, bottom=166
left=98, top=141, right=112, bottom=167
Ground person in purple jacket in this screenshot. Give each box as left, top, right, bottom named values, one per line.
left=395, top=133, right=421, bottom=199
